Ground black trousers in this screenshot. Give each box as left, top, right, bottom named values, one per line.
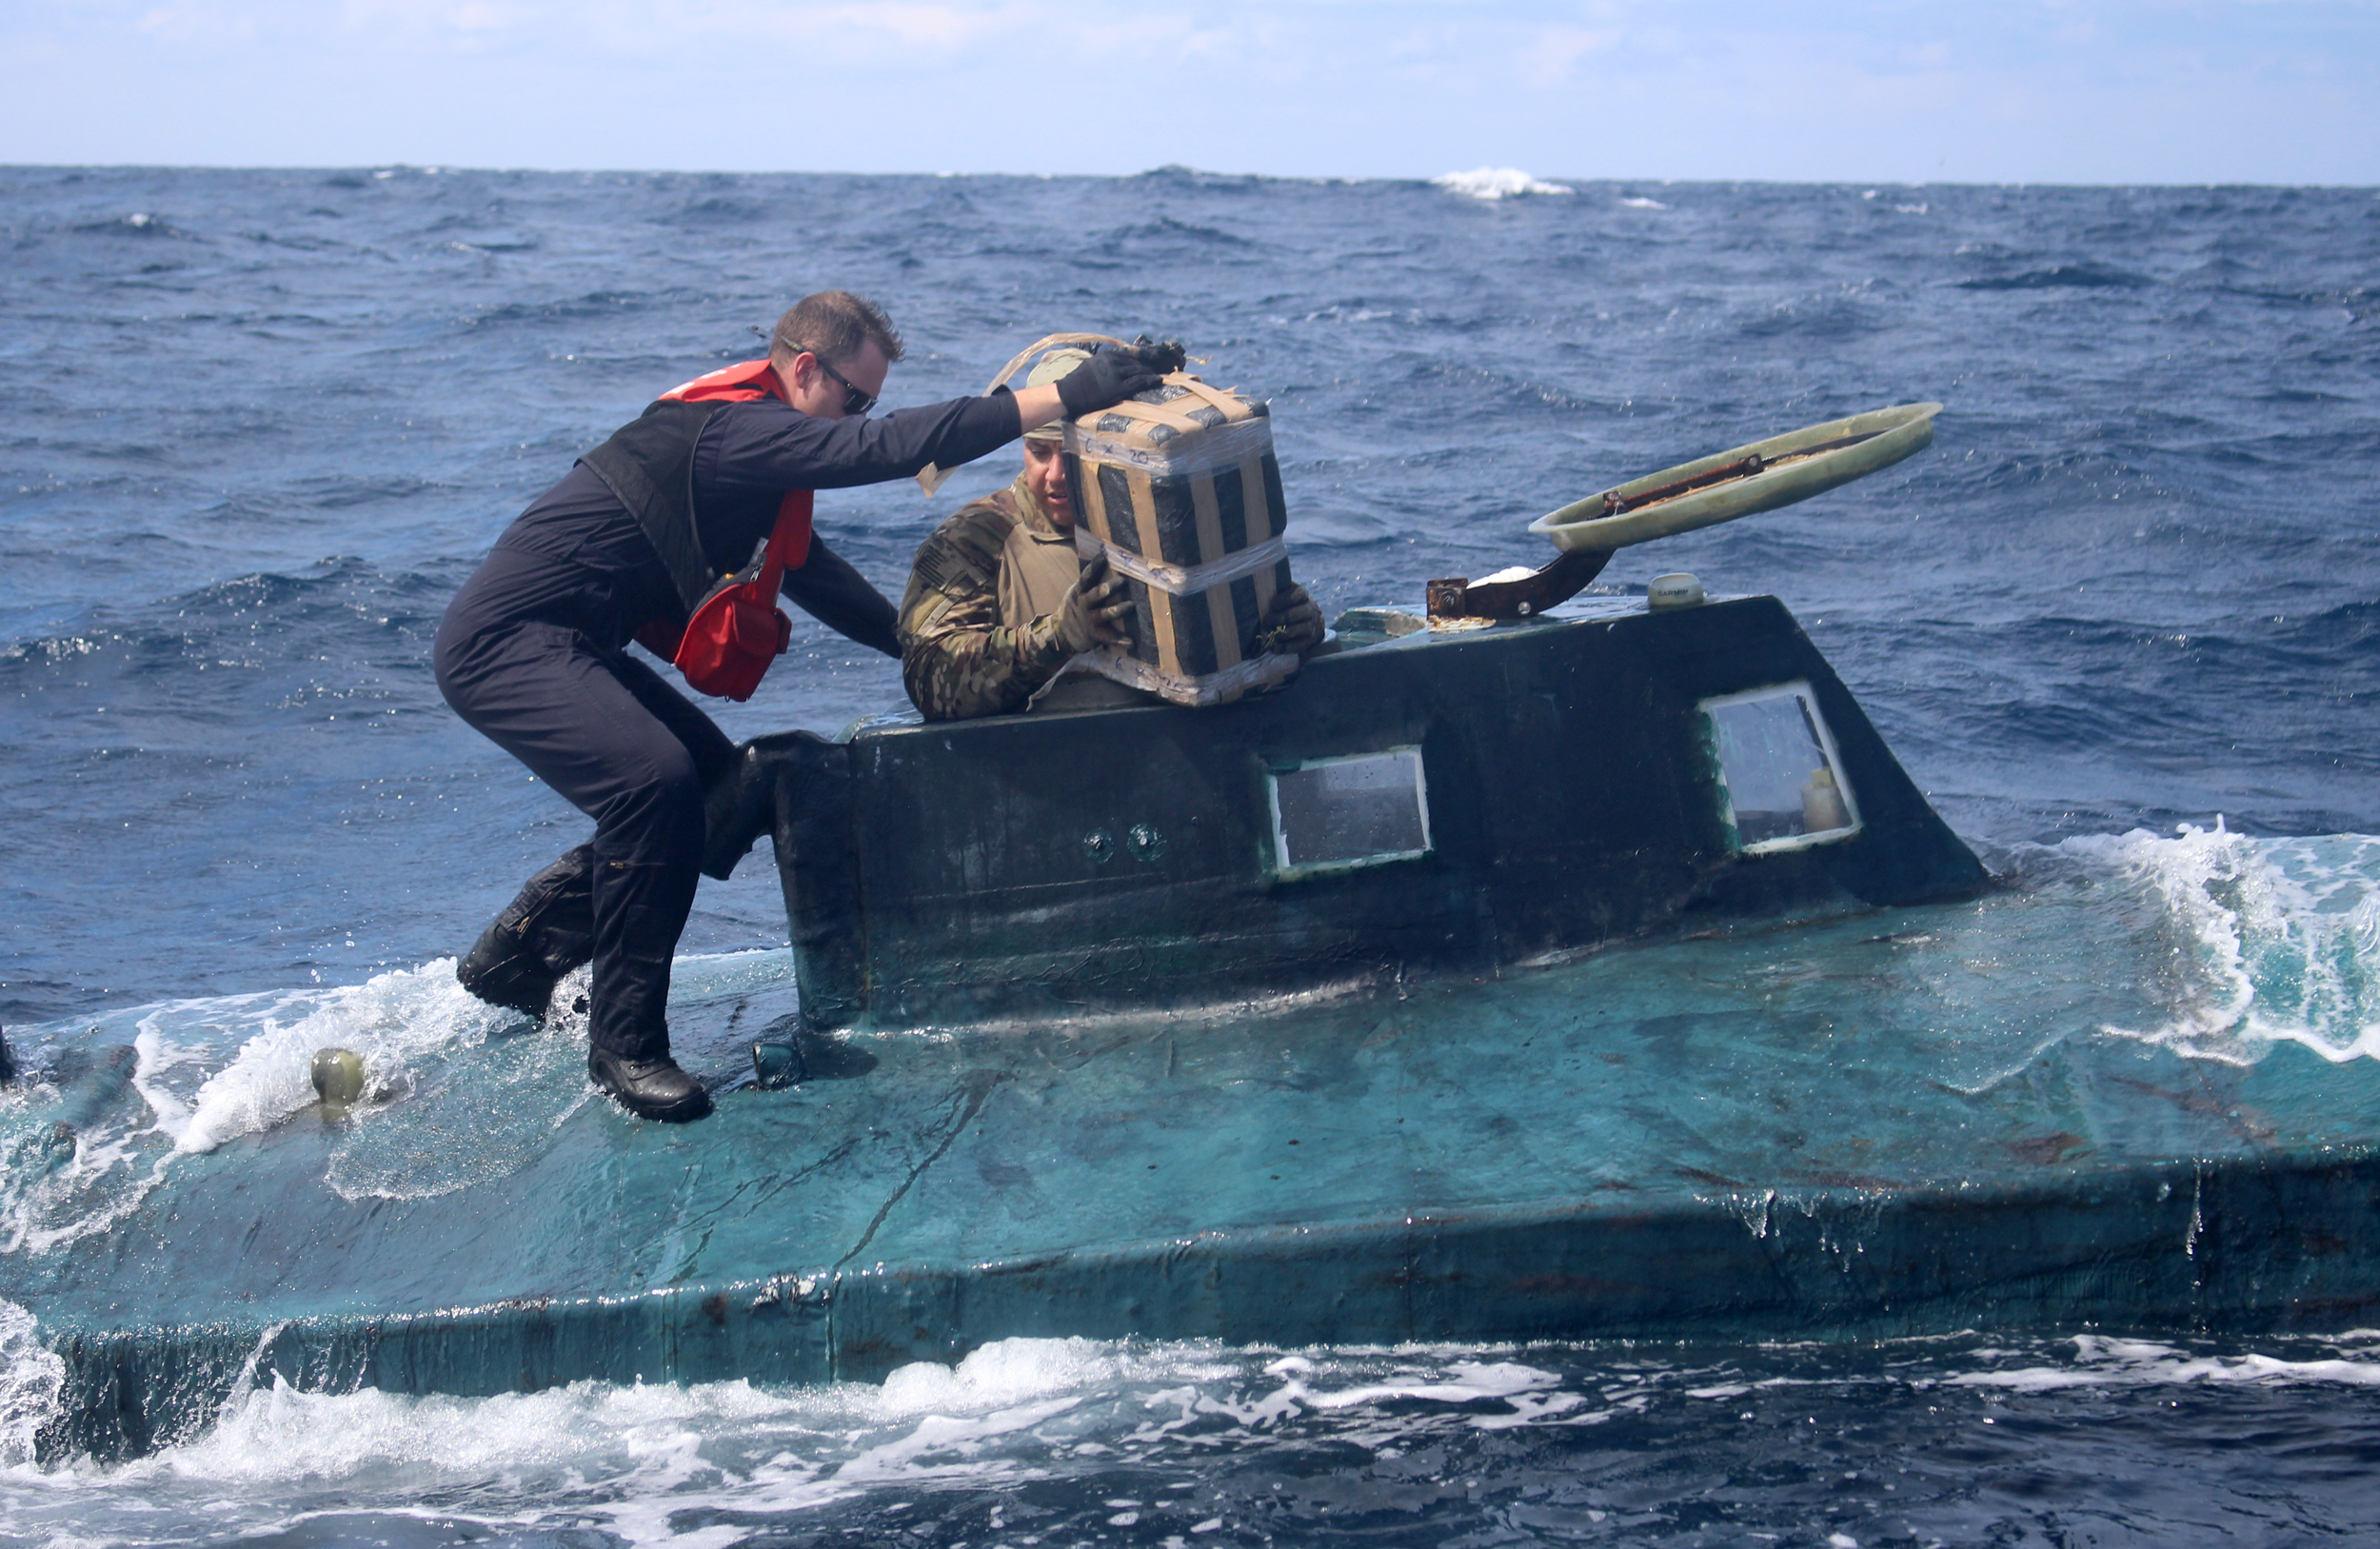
left=433, top=546, right=737, bottom=1060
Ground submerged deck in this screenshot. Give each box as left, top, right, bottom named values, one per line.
left=10, top=597, right=2376, bottom=1461
left=17, top=906, right=2380, bottom=1460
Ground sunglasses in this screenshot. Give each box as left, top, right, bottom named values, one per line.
left=798, top=345, right=878, bottom=417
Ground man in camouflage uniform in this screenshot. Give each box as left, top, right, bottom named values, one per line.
left=899, top=348, right=1323, bottom=721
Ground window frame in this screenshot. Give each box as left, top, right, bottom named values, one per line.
left=1263, top=745, right=1436, bottom=881
left=1697, top=681, right=1864, bottom=856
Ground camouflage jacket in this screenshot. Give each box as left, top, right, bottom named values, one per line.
left=898, top=474, right=1079, bottom=721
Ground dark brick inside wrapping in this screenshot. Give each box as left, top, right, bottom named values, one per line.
left=1098, top=465, right=1140, bottom=554
left=1061, top=452, right=1088, bottom=527
left=1228, top=575, right=1260, bottom=651
left=1122, top=578, right=1159, bottom=665
left=1168, top=584, right=1220, bottom=677
left=1214, top=463, right=1250, bottom=552
left=1148, top=474, right=1201, bottom=566
left=1260, top=453, right=1287, bottom=535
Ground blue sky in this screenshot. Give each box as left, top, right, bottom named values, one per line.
left=3, top=1, right=2374, bottom=183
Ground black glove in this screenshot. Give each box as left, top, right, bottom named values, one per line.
left=1057, top=346, right=1166, bottom=418
left=1257, top=583, right=1324, bottom=657
left=1126, top=335, right=1189, bottom=375
left=1059, top=549, right=1136, bottom=652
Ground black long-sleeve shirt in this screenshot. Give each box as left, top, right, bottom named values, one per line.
left=479, top=390, right=1020, bottom=660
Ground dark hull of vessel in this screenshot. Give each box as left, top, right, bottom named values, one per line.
left=746, top=597, right=1989, bottom=1032
left=30, top=596, right=2380, bottom=1465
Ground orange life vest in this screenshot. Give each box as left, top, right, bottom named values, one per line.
left=658, top=358, right=816, bottom=570
left=625, top=359, right=814, bottom=700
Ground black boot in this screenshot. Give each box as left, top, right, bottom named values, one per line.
left=457, top=846, right=596, bottom=1019
left=588, top=1046, right=712, bottom=1122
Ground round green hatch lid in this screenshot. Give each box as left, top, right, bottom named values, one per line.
left=1530, top=401, right=1942, bottom=551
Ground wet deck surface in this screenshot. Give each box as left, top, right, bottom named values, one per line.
left=11, top=857, right=2380, bottom=1460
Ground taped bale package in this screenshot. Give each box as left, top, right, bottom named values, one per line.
left=1063, top=374, right=1300, bottom=706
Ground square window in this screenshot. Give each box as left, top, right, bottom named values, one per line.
left=1266, top=747, right=1432, bottom=877
left=1699, top=683, right=1860, bottom=854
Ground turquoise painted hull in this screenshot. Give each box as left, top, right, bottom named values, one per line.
left=12, top=600, right=2376, bottom=1460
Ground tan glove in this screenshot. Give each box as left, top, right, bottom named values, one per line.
left=1257, top=583, right=1324, bottom=657
left=1060, top=549, right=1136, bottom=652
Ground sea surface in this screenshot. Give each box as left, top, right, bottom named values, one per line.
left=1, top=164, right=2377, bottom=1545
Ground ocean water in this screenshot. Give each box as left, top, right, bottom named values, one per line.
left=1, top=164, right=2377, bottom=1543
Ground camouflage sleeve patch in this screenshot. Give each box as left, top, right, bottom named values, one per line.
left=900, top=503, right=1077, bottom=721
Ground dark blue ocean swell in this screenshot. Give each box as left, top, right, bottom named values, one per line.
left=3, top=166, right=2377, bottom=1023
left=2, top=162, right=2380, bottom=1549
left=7, top=1330, right=2380, bottom=1548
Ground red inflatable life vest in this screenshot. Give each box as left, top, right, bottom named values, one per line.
left=634, top=359, right=815, bottom=701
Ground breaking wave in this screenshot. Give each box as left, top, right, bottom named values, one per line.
left=0, top=962, right=528, bottom=1257
left=0, top=1301, right=63, bottom=1469
left=9, top=1331, right=2380, bottom=1546
left=0, top=950, right=797, bottom=1255
left=2057, top=824, right=2380, bottom=1064
left=1430, top=167, right=1575, bottom=200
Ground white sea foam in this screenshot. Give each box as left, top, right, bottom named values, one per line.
left=0, top=950, right=801, bottom=1255
left=0, top=1301, right=64, bottom=1468
left=1266, top=1357, right=1559, bottom=1412
left=1618, top=195, right=1668, bottom=209
left=9, top=1333, right=2380, bottom=1544
left=1430, top=168, right=1575, bottom=201
left=1950, top=1334, right=2380, bottom=1391
left=2, top=1340, right=1597, bottom=1491
left=140, top=960, right=515, bottom=1155
left=4, top=1339, right=1260, bottom=1545
left=0, top=963, right=519, bottom=1257
left=2057, top=824, right=2380, bottom=1063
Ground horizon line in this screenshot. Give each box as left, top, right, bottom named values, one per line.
left=6, top=161, right=2377, bottom=192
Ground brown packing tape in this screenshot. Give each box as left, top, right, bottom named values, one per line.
left=1098, top=394, right=1210, bottom=439
left=982, top=332, right=1129, bottom=398
left=1241, top=448, right=1279, bottom=622
left=1078, top=455, right=1109, bottom=546
left=1126, top=467, right=1180, bottom=669
left=1165, top=375, right=1254, bottom=421
left=1082, top=455, right=1126, bottom=551
left=1189, top=474, right=1242, bottom=668
left=921, top=332, right=1134, bottom=498
left=1126, top=467, right=1163, bottom=565
left=1238, top=451, right=1274, bottom=543
left=1205, top=580, right=1242, bottom=669
left=1189, top=470, right=1230, bottom=568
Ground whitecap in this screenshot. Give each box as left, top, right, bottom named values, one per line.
left=2056, top=824, right=2380, bottom=1063
left=149, top=959, right=514, bottom=1156
left=0, top=1301, right=64, bottom=1467
left=1950, top=1334, right=2380, bottom=1391
left=1430, top=168, right=1575, bottom=201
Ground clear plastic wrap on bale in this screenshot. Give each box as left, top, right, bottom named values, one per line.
left=1063, top=374, right=1299, bottom=706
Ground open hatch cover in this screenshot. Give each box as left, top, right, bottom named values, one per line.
left=1529, top=401, right=1941, bottom=552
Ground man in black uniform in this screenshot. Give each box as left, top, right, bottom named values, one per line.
left=433, top=291, right=1160, bottom=1122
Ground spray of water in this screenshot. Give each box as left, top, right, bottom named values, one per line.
left=2062, top=824, right=2380, bottom=1062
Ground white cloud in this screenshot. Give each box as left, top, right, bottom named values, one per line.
left=4, top=0, right=2377, bottom=178
left=135, top=5, right=260, bottom=44
left=1524, top=25, right=1622, bottom=87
